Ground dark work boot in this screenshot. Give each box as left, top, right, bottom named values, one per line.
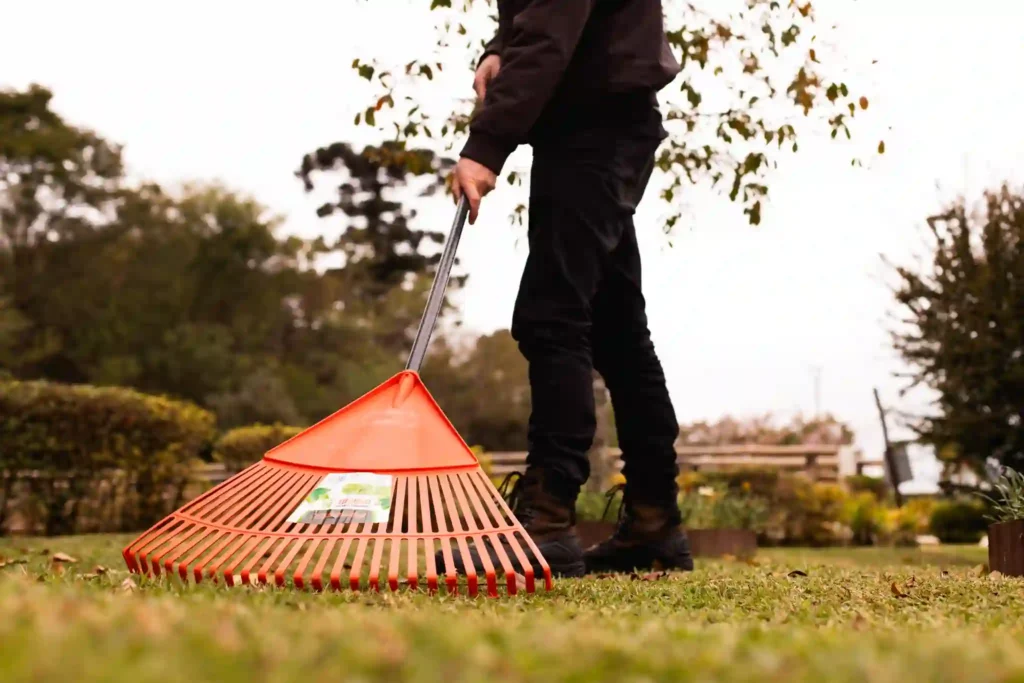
left=584, top=498, right=694, bottom=574
left=434, top=468, right=586, bottom=578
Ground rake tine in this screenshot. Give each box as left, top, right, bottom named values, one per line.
left=465, top=472, right=519, bottom=593
left=405, top=476, right=420, bottom=591
left=274, top=537, right=309, bottom=587
left=387, top=477, right=408, bottom=591
left=428, top=475, right=458, bottom=594
left=450, top=473, right=497, bottom=597
left=330, top=535, right=355, bottom=591
left=293, top=538, right=322, bottom=590
left=439, top=474, right=476, bottom=596
left=349, top=518, right=372, bottom=591
left=418, top=475, right=438, bottom=593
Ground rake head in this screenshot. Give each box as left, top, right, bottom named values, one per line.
left=123, top=371, right=552, bottom=597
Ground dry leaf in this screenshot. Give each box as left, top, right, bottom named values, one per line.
left=787, top=570, right=808, bottom=578
left=974, top=564, right=990, bottom=577
left=631, top=571, right=669, bottom=582
left=906, top=576, right=917, bottom=589
left=120, top=577, right=138, bottom=593
left=595, top=573, right=616, bottom=580
left=989, top=571, right=1003, bottom=580
left=38, top=548, right=50, bottom=556
left=891, top=582, right=908, bottom=598
left=743, top=556, right=761, bottom=567
left=940, top=570, right=950, bottom=578
left=92, top=565, right=109, bottom=576
left=52, top=552, right=78, bottom=564
left=721, top=554, right=737, bottom=563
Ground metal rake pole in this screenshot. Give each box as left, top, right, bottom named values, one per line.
left=406, top=197, right=469, bottom=373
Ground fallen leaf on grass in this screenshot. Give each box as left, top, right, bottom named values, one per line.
left=82, top=565, right=110, bottom=580
left=940, top=570, right=950, bottom=578
left=743, top=556, right=761, bottom=567
left=721, top=554, right=737, bottom=562
left=974, top=564, right=990, bottom=577
left=52, top=552, right=78, bottom=564
left=631, top=571, right=669, bottom=582
left=120, top=577, right=138, bottom=593
left=891, top=582, right=908, bottom=598
left=594, top=573, right=617, bottom=580
left=787, top=570, right=808, bottom=578
left=906, top=576, right=917, bottom=589
left=989, top=571, right=1003, bottom=580
left=38, top=548, right=50, bottom=556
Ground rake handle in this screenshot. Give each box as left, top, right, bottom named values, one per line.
left=406, top=196, right=469, bottom=373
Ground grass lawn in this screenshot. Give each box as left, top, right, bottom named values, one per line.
left=0, top=535, right=1019, bottom=682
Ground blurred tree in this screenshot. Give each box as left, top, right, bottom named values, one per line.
left=349, top=0, right=878, bottom=227
left=296, top=140, right=456, bottom=301
left=421, top=329, right=531, bottom=450
left=889, top=185, right=1024, bottom=474
left=678, top=413, right=854, bottom=446
left=0, top=84, right=125, bottom=376
left=0, top=85, right=480, bottom=429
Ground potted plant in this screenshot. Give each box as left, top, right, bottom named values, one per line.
left=982, top=466, right=1024, bottom=577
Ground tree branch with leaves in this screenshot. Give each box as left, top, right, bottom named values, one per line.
left=347, top=0, right=880, bottom=228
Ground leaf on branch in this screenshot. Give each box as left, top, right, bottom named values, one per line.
left=357, top=64, right=375, bottom=81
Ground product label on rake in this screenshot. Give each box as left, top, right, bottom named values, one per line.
left=287, top=473, right=393, bottom=525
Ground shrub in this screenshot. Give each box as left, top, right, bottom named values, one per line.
left=0, top=379, right=215, bottom=535
left=213, top=424, right=304, bottom=472
left=843, top=492, right=885, bottom=546
left=845, top=475, right=889, bottom=501
left=679, top=487, right=769, bottom=531
left=929, top=498, right=989, bottom=543
left=882, top=505, right=922, bottom=547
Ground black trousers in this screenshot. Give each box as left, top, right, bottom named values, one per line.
left=512, top=110, right=680, bottom=507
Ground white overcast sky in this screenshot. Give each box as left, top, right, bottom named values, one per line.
left=3, top=0, right=1023, bottom=490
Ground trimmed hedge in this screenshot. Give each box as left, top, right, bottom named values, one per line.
left=929, top=498, right=989, bottom=544
left=0, top=379, right=215, bottom=535
left=214, top=424, right=304, bottom=472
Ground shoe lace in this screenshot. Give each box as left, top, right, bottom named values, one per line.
left=601, top=483, right=627, bottom=526
left=498, top=471, right=529, bottom=520
left=497, top=470, right=523, bottom=501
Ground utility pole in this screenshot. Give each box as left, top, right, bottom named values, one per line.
left=873, top=388, right=904, bottom=508
left=811, top=366, right=822, bottom=416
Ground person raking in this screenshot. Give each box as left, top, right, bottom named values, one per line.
left=446, top=0, right=694, bottom=577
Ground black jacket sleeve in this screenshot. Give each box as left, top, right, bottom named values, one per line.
left=461, top=0, right=597, bottom=174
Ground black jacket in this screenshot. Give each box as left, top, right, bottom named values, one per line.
left=461, top=0, right=680, bottom=174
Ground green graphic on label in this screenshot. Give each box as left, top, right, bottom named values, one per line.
left=288, top=473, right=393, bottom=524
